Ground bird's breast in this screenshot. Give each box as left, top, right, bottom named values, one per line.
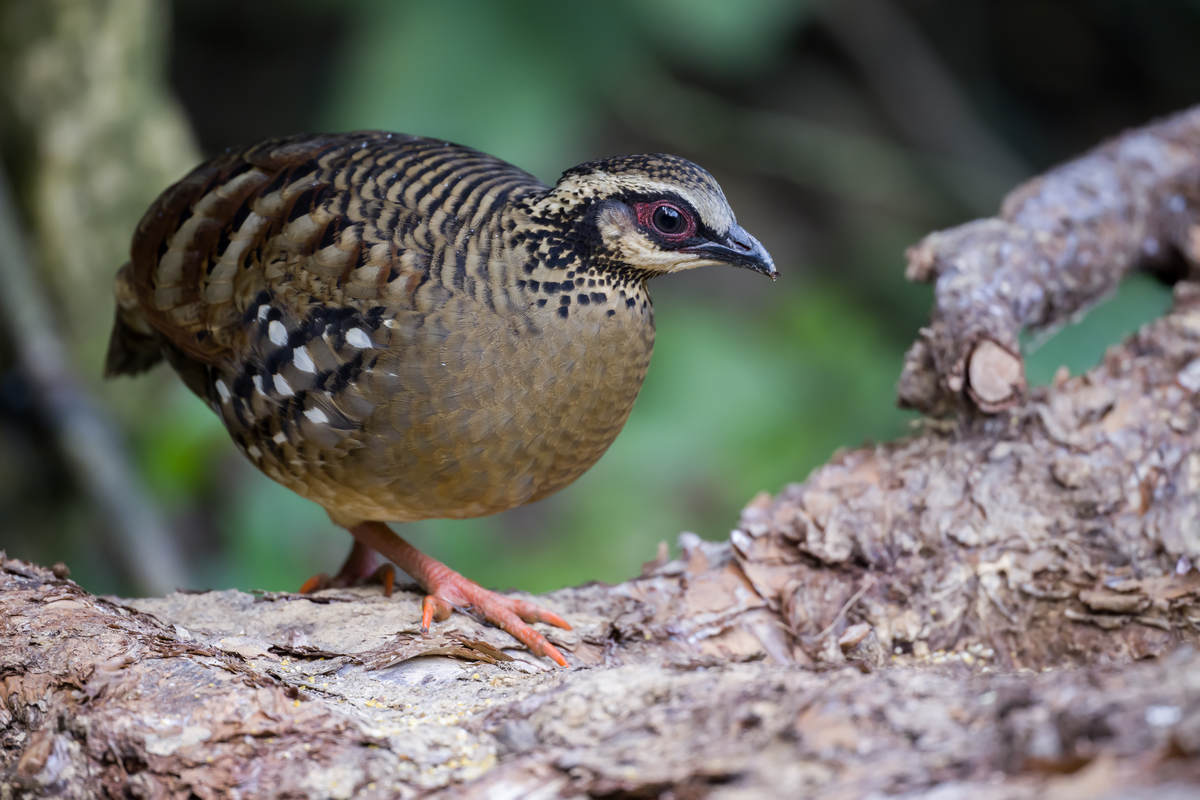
left=325, top=285, right=656, bottom=522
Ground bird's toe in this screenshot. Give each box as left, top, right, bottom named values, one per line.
left=422, top=576, right=570, bottom=667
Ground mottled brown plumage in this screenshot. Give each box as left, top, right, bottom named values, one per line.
left=107, top=132, right=775, bottom=665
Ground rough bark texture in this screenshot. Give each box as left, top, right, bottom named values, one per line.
left=5, top=111, right=1200, bottom=798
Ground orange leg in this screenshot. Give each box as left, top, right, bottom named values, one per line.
left=345, top=521, right=571, bottom=667
left=299, top=539, right=395, bottom=596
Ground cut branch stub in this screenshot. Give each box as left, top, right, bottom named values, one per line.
left=966, top=337, right=1025, bottom=412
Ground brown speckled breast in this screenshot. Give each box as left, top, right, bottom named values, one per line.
left=117, top=132, right=655, bottom=525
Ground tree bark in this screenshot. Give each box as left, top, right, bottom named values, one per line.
left=4, top=109, right=1200, bottom=799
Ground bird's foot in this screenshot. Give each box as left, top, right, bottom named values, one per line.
left=299, top=540, right=396, bottom=596
left=419, top=573, right=571, bottom=667
left=344, top=521, right=572, bottom=667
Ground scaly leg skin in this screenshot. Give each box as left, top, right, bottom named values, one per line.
left=346, top=520, right=571, bottom=667
left=299, top=539, right=396, bottom=596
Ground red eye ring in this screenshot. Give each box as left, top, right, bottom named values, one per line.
left=635, top=201, right=696, bottom=242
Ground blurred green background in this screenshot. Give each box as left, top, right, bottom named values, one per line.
left=0, top=0, right=1187, bottom=597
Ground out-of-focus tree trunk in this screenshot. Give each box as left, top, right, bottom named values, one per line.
left=0, top=0, right=198, bottom=593
left=1, top=0, right=197, bottom=363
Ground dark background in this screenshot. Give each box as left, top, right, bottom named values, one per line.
left=0, top=0, right=1188, bottom=596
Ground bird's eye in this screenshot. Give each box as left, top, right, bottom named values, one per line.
left=653, top=205, right=684, bottom=234
left=635, top=200, right=696, bottom=242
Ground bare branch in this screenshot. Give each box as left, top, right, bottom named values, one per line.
left=900, top=105, right=1200, bottom=415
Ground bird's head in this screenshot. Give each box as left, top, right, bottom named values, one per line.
left=525, top=154, right=776, bottom=281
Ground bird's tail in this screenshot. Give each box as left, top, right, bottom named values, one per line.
left=104, top=262, right=162, bottom=377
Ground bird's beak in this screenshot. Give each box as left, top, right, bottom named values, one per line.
left=682, top=224, right=777, bottom=280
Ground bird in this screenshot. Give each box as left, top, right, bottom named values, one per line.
left=105, top=131, right=776, bottom=666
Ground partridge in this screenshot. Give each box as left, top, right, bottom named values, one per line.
left=106, top=132, right=775, bottom=665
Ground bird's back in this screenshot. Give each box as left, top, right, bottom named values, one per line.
left=110, top=132, right=546, bottom=367
left=108, top=132, right=656, bottom=523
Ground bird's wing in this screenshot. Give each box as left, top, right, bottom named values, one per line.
left=117, top=132, right=548, bottom=459
left=125, top=131, right=546, bottom=370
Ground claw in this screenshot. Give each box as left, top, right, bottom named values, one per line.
left=421, top=594, right=453, bottom=629
left=374, top=564, right=396, bottom=598
left=299, top=573, right=330, bottom=594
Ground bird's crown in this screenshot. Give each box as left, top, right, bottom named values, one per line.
left=552, top=154, right=735, bottom=239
